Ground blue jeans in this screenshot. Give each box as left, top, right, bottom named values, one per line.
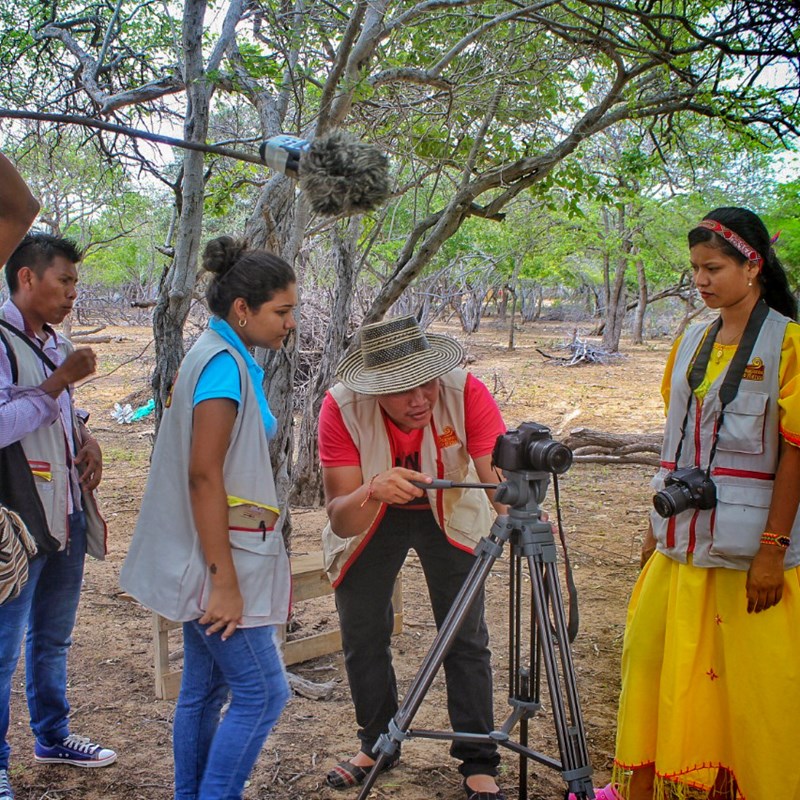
left=0, top=511, right=87, bottom=769
left=173, top=620, right=290, bottom=800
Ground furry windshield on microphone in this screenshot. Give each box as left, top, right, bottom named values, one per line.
left=260, top=130, right=391, bottom=217
left=299, top=130, right=390, bottom=216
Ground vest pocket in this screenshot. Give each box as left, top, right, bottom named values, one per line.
left=31, top=462, right=58, bottom=532
left=709, top=482, right=771, bottom=558
left=446, top=499, right=488, bottom=548
left=715, top=391, right=768, bottom=455
left=200, top=528, right=283, bottom=618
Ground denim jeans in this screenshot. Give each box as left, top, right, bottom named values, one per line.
left=335, top=506, right=499, bottom=778
left=0, top=511, right=87, bottom=769
left=173, top=620, right=290, bottom=800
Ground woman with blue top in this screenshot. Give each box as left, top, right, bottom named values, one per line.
left=121, top=236, right=297, bottom=800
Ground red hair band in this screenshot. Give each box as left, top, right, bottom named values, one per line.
left=697, top=219, right=763, bottom=268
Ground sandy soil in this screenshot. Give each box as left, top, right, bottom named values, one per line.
left=5, top=318, right=672, bottom=800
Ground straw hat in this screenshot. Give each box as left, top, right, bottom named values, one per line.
left=336, top=315, right=464, bottom=395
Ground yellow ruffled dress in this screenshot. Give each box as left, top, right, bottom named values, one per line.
left=612, top=322, right=800, bottom=800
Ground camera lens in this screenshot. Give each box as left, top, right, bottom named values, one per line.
left=526, top=439, right=573, bottom=474
left=653, top=484, right=691, bottom=518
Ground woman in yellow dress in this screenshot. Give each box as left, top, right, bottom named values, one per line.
left=612, top=207, right=800, bottom=800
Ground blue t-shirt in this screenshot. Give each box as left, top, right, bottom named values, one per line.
left=193, top=351, right=241, bottom=406
left=191, top=318, right=278, bottom=439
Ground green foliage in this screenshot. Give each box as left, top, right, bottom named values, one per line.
left=0, top=0, right=798, bottom=326
left=763, top=179, right=800, bottom=286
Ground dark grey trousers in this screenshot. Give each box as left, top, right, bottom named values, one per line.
left=334, top=506, right=500, bottom=777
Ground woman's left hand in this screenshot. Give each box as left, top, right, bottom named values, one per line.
left=746, top=547, right=786, bottom=613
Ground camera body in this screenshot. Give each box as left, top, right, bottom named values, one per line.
left=652, top=466, right=717, bottom=519
left=492, top=422, right=573, bottom=475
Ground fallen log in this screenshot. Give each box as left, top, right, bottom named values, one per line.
left=73, top=325, right=106, bottom=336
left=72, top=335, right=114, bottom=344
left=286, top=671, right=336, bottom=700
left=564, top=427, right=663, bottom=466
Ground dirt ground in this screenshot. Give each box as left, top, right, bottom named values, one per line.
left=5, top=318, right=673, bottom=800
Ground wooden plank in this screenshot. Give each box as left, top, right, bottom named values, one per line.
left=157, top=615, right=182, bottom=632
left=291, top=552, right=334, bottom=603
left=152, top=611, right=174, bottom=699
left=284, top=629, right=343, bottom=666
left=291, top=551, right=324, bottom=573
left=157, top=669, right=183, bottom=701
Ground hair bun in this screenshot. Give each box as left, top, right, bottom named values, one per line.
left=202, top=236, right=248, bottom=276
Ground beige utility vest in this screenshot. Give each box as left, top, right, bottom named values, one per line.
left=120, top=329, right=290, bottom=625
left=0, top=310, right=106, bottom=558
left=652, top=308, right=800, bottom=569
left=322, top=369, right=495, bottom=586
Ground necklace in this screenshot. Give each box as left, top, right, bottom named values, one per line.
left=714, top=328, right=742, bottom=363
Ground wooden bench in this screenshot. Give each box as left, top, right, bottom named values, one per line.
left=148, top=551, right=403, bottom=700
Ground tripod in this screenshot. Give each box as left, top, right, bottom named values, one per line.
left=356, top=468, right=595, bottom=800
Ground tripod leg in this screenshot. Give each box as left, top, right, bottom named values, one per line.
left=355, top=525, right=510, bottom=800
left=525, top=552, right=593, bottom=799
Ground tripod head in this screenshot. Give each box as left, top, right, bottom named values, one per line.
left=413, top=422, right=573, bottom=519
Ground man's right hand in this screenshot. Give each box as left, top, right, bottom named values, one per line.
left=367, top=468, right=432, bottom=506
left=41, top=348, right=97, bottom=397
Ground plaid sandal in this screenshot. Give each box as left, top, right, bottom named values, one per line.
left=325, top=756, right=399, bottom=789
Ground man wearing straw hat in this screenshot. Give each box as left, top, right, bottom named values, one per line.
left=319, top=315, right=507, bottom=800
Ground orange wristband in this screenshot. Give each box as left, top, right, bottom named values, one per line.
left=360, top=475, right=378, bottom=508
left=760, top=531, right=791, bottom=549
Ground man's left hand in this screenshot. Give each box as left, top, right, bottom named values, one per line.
left=75, top=435, right=103, bottom=490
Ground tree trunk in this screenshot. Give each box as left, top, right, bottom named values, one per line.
left=151, top=0, right=211, bottom=424
left=291, top=218, right=362, bottom=506
left=507, top=284, right=517, bottom=351
left=462, top=287, right=485, bottom=333
left=602, top=205, right=631, bottom=353
left=256, top=342, right=298, bottom=548
left=248, top=188, right=305, bottom=545
left=632, top=254, right=647, bottom=344
left=497, top=287, right=508, bottom=321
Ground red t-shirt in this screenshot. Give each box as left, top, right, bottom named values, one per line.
left=318, top=373, right=506, bottom=470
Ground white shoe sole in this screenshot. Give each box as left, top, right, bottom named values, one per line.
left=34, top=752, right=117, bottom=768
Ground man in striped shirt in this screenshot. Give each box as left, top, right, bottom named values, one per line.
left=0, top=166, right=115, bottom=800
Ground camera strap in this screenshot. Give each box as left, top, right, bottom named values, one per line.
left=673, top=299, right=770, bottom=472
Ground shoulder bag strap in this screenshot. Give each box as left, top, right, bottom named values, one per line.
left=0, top=319, right=59, bottom=373
left=0, top=330, right=19, bottom=384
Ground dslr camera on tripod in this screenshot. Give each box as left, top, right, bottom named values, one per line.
left=652, top=466, right=716, bottom=518
left=492, top=421, right=573, bottom=474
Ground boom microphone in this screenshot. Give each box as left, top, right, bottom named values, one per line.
left=259, top=130, right=390, bottom=217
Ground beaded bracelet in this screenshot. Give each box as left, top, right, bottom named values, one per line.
left=359, top=474, right=378, bottom=508
left=760, top=531, right=791, bottom=549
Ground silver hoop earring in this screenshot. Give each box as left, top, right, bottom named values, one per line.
left=238, top=318, right=247, bottom=328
